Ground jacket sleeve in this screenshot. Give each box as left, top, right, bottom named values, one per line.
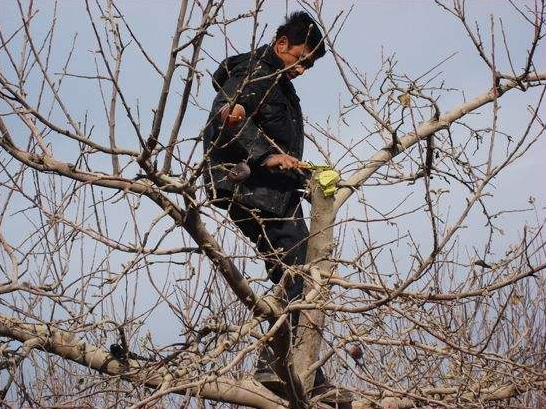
left=212, top=69, right=278, bottom=165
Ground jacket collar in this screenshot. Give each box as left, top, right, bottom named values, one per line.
left=256, top=44, right=300, bottom=102
left=258, top=44, right=285, bottom=72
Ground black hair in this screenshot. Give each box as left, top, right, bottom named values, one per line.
left=275, top=11, right=326, bottom=60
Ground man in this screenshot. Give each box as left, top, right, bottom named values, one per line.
left=204, top=10, right=323, bottom=306
left=203, top=10, right=344, bottom=402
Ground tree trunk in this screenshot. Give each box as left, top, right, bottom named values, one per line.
left=293, top=173, right=336, bottom=391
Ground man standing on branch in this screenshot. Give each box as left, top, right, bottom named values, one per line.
left=203, top=12, right=348, bottom=405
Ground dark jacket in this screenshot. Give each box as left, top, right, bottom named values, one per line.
left=203, top=45, right=307, bottom=216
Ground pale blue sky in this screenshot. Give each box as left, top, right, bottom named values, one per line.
left=1, top=1, right=544, bottom=347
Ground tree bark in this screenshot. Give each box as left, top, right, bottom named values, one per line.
left=293, top=174, right=336, bottom=391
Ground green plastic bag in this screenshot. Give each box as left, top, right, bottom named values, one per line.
left=316, top=169, right=340, bottom=197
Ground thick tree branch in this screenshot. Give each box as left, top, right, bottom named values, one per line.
left=352, top=376, right=546, bottom=409
left=334, top=71, right=546, bottom=211
left=0, top=117, right=280, bottom=321
left=0, top=314, right=287, bottom=409
left=137, top=0, right=190, bottom=165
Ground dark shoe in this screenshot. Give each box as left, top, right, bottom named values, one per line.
left=311, top=382, right=353, bottom=409
left=254, top=370, right=287, bottom=397
left=255, top=349, right=353, bottom=407
left=254, top=347, right=286, bottom=397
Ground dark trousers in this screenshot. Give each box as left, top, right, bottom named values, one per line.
left=228, top=194, right=308, bottom=305
left=228, top=195, right=326, bottom=387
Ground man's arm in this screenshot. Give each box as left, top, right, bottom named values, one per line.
left=212, top=70, right=277, bottom=166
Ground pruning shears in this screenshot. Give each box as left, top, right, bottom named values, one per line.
left=296, top=161, right=334, bottom=172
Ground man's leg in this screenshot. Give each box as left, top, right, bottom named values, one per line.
left=228, top=198, right=315, bottom=373
left=256, top=196, right=308, bottom=313
left=227, top=196, right=308, bottom=309
left=228, top=201, right=351, bottom=406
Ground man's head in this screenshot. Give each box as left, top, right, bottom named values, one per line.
left=273, top=11, right=326, bottom=80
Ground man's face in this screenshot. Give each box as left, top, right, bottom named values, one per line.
left=274, top=36, right=313, bottom=80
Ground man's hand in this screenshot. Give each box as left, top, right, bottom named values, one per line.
left=263, top=154, right=301, bottom=170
